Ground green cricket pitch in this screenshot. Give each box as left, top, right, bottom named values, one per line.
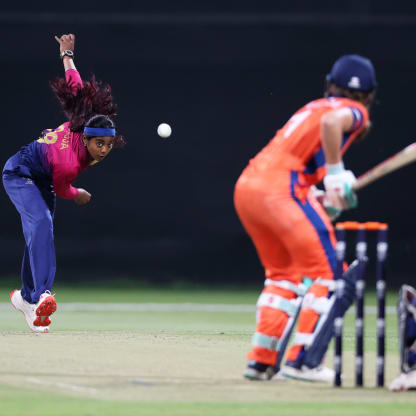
left=0, top=286, right=415, bottom=416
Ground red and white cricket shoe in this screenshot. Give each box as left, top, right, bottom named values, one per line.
left=10, top=290, right=57, bottom=333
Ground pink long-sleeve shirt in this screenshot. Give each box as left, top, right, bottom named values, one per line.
left=20, top=69, right=93, bottom=199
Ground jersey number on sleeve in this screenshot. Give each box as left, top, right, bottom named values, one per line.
left=37, top=124, right=66, bottom=145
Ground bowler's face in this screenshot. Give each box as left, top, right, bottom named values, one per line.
left=85, top=136, right=114, bottom=162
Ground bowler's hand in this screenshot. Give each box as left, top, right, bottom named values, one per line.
left=75, top=188, right=91, bottom=205
left=55, top=34, right=75, bottom=54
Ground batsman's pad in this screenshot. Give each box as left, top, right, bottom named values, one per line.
left=254, top=278, right=312, bottom=372
left=398, top=284, right=416, bottom=373
left=302, top=261, right=360, bottom=369
left=272, top=278, right=312, bottom=372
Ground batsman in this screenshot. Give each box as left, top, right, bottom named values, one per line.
left=234, top=55, right=377, bottom=382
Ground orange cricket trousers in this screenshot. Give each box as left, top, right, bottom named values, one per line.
left=234, top=169, right=337, bottom=367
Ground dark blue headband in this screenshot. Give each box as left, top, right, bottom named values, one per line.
left=83, top=127, right=116, bottom=137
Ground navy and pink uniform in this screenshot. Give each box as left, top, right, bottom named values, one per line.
left=2, top=69, right=94, bottom=304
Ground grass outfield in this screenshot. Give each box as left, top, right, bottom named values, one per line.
left=0, top=285, right=415, bottom=416
left=1, top=387, right=416, bottom=416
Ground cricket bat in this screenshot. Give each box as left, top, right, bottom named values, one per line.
left=353, top=142, right=416, bottom=191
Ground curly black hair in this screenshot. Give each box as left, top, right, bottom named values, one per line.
left=49, top=75, right=126, bottom=148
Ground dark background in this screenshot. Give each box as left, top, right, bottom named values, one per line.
left=1, top=1, right=415, bottom=287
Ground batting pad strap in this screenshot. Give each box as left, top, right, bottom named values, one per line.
left=264, top=279, right=308, bottom=296
left=252, top=332, right=281, bottom=351
left=303, top=294, right=332, bottom=314
left=314, top=278, right=336, bottom=291
left=292, top=332, right=314, bottom=347
left=257, top=293, right=299, bottom=316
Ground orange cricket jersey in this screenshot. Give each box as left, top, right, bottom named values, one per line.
left=242, top=97, right=369, bottom=187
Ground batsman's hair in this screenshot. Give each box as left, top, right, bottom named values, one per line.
left=325, top=82, right=375, bottom=110
left=49, top=75, right=126, bottom=148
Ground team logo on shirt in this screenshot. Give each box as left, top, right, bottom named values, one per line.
left=348, top=76, right=361, bottom=89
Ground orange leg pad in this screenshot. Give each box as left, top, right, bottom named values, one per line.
left=248, top=347, right=278, bottom=366
left=247, top=306, right=289, bottom=365
left=308, top=283, right=329, bottom=298
left=256, top=306, right=290, bottom=336
left=247, top=284, right=298, bottom=366
left=286, top=345, right=302, bottom=362
left=285, top=282, right=330, bottom=362
left=286, top=308, right=320, bottom=362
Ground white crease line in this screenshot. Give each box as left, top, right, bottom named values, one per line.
left=0, top=302, right=395, bottom=314
left=26, top=377, right=97, bottom=394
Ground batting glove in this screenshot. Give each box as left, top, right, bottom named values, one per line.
left=323, top=163, right=358, bottom=211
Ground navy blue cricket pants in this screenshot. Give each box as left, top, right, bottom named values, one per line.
left=2, top=154, right=56, bottom=304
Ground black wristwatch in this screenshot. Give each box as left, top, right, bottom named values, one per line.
left=60, top=50, right=74, bottom=60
